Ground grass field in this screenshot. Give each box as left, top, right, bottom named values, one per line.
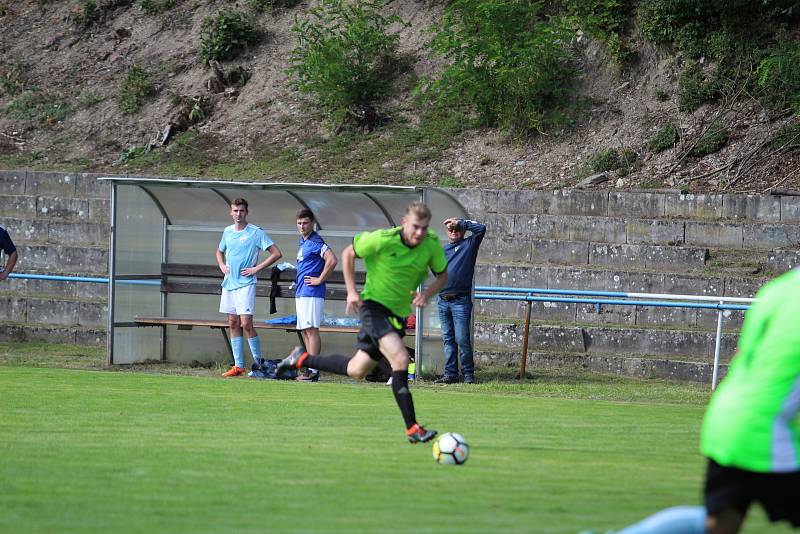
left=0, top=343, right=792, bottom=534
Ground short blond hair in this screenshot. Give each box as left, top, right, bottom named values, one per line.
left=404, top=201, right=431, bottom=221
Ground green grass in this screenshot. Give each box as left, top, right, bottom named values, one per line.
left=122, top=109, right=468, bottom=186
left=0, top=342, right=791, bottom=533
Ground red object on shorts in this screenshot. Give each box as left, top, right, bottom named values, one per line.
left=405, top=314, right=416, bottom=329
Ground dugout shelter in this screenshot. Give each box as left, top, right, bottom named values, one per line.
left=101, top=177, right=467, bottom=376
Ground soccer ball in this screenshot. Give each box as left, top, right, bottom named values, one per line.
left=432, top=432, right=469, bottom=465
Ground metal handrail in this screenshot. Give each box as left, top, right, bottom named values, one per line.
left=473, top=286, right=755, bottom=389
left=8, top=273, right=159, bottom=285
left=5, top=273, right=754, bottom=388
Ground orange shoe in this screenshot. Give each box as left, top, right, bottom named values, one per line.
left=222, top=365, right=245, bottom=377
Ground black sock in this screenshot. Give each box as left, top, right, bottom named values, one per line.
left=391, top=370, right=416, bottom=430
left=303, top=354, right=351, bottom=375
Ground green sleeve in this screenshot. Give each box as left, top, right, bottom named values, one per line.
left=352, top=229, right=382, bottom=259
left=428, top=232, right=447, bottom=274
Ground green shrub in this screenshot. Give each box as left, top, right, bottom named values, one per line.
left=247, top=0, right=301, bottom=12
left=117, top=65, right=156, bottom=114
left=577, top=146, right=639, bottom=177
left=766, top=121, right=800, bottom=151
left=677, top=63, right=720, bottom=112
left=140, top=0, right=175, bottom=14
left=577, top=148, right=615, bottom=178
left=560, top=0, right=631, bottom=63
left=690, top=121, right=729, bottom=157
left=2, top=91, right=70, bottom=124
left=287, top=0, right=407, bottom=126
left=649, top=123, right=678, bottom=152
left=75, top=0, right=99, bottom=27
left=757, top=42, right=800, bottom=115
left=417, top=0, right=574, bottom=134
left=198, top=9, right=258, bottom=64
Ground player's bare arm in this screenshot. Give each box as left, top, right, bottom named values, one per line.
left=215, top=249, right=230, bottom=275
left=412, top=270, right=448, bottom=308
left=341, top=245, right=361, bottom=314
left=304, top=248, right=338, bottom=286
left=241, top=244, right=282, bottom=276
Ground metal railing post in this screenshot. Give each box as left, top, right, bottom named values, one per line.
left=519, top=298, right=532, bottom=382
left=712, top=301, right=724, bottom=390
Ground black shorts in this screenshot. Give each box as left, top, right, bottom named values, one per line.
left=356, top=300, right=406, bottom=361
left=704, top=458, right=800, bottom=526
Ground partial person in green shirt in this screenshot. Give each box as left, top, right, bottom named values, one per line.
left=582, top=269, right=800, bottom=534
left=277, top=201, right=449, bottom=444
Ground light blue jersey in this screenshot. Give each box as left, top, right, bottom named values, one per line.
left=218, top=224, right=274, bottom=290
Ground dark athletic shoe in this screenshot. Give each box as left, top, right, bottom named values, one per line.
left=406, top=423, right=437, bottom=444
left=276, top=346, right=308, bottom=378
left=463, top=374, right=476, bottom=384
left=296, top=369, right=320, bottom=382
left=433, top=375, right=459, bottom=384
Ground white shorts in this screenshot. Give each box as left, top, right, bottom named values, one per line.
left=296, top=297, right=324, bottom=330
left=219, top=285, right=256, bottom=316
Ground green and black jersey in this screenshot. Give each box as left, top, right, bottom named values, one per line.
left=701, top=268, right=800, bottom=473
left=353, top=227, right=447, bottom=318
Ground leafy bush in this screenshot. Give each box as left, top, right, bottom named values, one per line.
left=140, top=0, right=175, bottom=14
left=577, top=147, right=638, bottom=177
left=649, top=123, right=678, bottom=152
left=75, top=0, right=99, bottom=27
left=757, top=42, right=800, bottom=115
left=690, top=121, right=729, bottom=157
left=198, top=9, right=258, bottom=64
left=677, top=63, right=720, bottom=112
left=2, top=91, right=70, bottom=124
left=417, top=0, right=574, bottom=134
left=247, top=0, right=301, bottom=12
left=287, top=0, right=407, bottom=126
left=559, top=0, right=631, bottom=63
left=766, top=121, right=800, bottom=152
left=117, top=65, right=156, bottom=114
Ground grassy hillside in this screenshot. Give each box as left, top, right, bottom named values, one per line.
left=1, top=0, right=799, bottom=193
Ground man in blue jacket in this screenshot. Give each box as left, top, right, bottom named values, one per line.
left=434, top=217, right=486, bottom=384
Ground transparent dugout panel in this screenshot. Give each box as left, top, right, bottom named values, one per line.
left=115, top=185, right=163, bottom=276
left=112, top=282, right=161, bottom=364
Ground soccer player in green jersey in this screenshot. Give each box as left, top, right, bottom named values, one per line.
left=277, top=201, right=449, bottom=443
left=583, top=269, right=800, bottom=534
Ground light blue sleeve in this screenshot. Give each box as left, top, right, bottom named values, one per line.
left=258, top=228, right=274, bottom=251
left=218, top=229, right=227, bottom=252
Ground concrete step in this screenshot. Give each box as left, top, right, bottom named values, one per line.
left=4, top=217, right=108, bottom=247
left=0, top=322, right=105, bottom=346
left=1, top=296, right=107, bottom=328
left=483, top=238, right=709, bottom=271
left=0, top=193, right=110, bottom=224
left=451, top=188, right=800, bottom=223
left=474, top=262, right=760, bottom=328
left=0, top=275, right=107, bottom=300
left=475, top=322, right=737, bottom=360
left=474, top=349, right=726, bottom=383
left=481, top=212, right=800, bottom=251
left=12, top=244, right=108, bottom=275
left=0, top=169, right=110, bottom=199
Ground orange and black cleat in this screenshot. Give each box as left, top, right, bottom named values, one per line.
left=406, top=423, right=437, bottom=444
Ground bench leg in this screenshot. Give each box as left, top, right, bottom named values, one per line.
left=216, top=327, right=235, bottom=367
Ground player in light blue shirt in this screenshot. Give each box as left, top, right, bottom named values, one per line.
left=215, top=198, right=282, bottom=377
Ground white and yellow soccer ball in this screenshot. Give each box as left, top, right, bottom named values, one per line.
left=432, top=432, right=469, bottom=465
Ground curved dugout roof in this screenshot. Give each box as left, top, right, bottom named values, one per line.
left=99, top=177, right=467, bottom=232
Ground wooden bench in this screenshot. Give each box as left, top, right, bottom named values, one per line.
left=134, top=263, right=413, bottom=361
